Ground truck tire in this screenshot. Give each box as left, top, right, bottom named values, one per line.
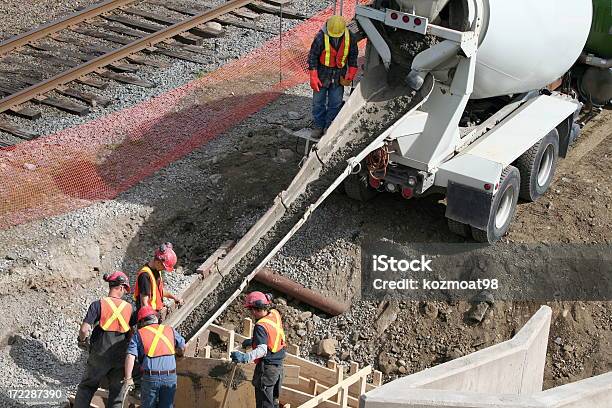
left=447, top=218, right=471, bottom=238
left=471, top=166, right=520, bottom=244
left=343, top=173, right=378, bottom=202
left=515, top=129, right=559, bottom=202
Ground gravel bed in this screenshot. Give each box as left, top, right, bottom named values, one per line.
left=0, top=0, right=332, bottom=403
left=0, top=0, right=100, bottom=40
left=0, top=0, right=332, bottom=141
left=0, top=82, right=315, bottom=405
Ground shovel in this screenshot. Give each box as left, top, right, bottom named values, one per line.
left=220, top=362, right=238, bottom=408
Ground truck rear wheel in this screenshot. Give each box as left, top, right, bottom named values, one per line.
left=516, top=129, right=559, bottom=202
left=447, top=218, right=471, bottom=238
left=471, top=166, right=520, bottom=244
left=343, top=173, right=378, bottom=202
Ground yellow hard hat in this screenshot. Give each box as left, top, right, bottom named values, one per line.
left=326, top=15, right=346, bottom=38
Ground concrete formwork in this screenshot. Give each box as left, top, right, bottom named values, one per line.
left=360, top=306, right=612, bottom=408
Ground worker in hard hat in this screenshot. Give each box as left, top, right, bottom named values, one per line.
left=74, top=272, right=136, bottom=408
left=124, top=306, right=185, bottom=408
left=308, top=15, right=358, bottom=139
left=231, top=292, right=286, bottom=408
left=133, top=243, right=184, bottom=316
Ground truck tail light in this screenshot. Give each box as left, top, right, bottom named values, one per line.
left=369, top=177, right=381, bottom=189
left=402, top=187, right=414, bottom=199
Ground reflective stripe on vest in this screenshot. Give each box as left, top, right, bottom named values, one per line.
left=133, top=266, right=164, bottom=311
left=320, top=29, right=350, bottom=68
left=255, top=309, right=286, bottom=353
left=139, top=324, right=175, bottom=358
left=100, top=297, right=131, bottom=333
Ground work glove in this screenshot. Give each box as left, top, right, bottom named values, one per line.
left=242, top=339, right=252, bottom=349
left=345, top=66, right=358, bottom=82
left=309, top=70, right=322, bottom=92
left=77, top=336, right=89, bottom=351
left=340, top=66, right=358, bottom=86
left=230, top=351, right=249, bottom=364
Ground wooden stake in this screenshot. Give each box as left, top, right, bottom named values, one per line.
left=308, top=378, right=318, bottom=396
left=372, top=370, right=382, bottom=386
left=227, top=330, right=235, bottom=359
left=242, top=317, right=253, bottom=337
left=334, top=365, right=343, bottom=404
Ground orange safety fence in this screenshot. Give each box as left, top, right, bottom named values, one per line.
left=0, top=2, right=366, bottom=230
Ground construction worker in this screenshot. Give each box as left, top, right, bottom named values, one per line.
left=74, top=272, right=135, bottom=408
left=308, top=15, right=358, bottom=138
left=231, top=292, right=286, bottom=408
left=124, top=306, right=185, bottom=408
left=133, top=242, right=183, bottom=316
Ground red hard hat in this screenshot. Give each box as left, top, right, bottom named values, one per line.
left=103, top=271, right=131, bottom=291
left=137, top=305, right=157, bottom=322
left=154, top=242, right=177, bottom=272
left=244, top=291, right=272, bottom=309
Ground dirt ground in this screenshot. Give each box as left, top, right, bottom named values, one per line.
left=0, top=89, right=609, bottom=398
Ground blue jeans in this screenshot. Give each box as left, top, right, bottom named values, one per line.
left=312, top=84, right=344, bottom=129
left=140, top=374, right=177, bottom=408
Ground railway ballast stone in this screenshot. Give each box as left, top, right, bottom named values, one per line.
left=317, top=338, right=337, bottom=358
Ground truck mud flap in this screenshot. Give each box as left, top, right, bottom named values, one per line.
left=445, top=181, right=493, bottom=230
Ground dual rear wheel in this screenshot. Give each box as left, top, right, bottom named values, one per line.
left=450, top=129, right=560, bottom=244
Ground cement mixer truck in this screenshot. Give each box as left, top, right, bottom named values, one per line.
left=338, top=0, right=600, bottom=243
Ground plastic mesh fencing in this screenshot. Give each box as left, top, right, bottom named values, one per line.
left=0, top=2, right=366, bottom=230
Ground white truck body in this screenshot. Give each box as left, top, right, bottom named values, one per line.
left=348, top=0, right=591, bottom=242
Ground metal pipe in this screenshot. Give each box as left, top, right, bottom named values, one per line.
left=254, top=268, right=348, bottom=316
left=579, top=52, right=612, bottom=69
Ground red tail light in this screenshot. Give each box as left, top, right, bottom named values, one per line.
left=401, top=187, right=414, bottom=199
left=369, top=177, right=381, bottom=189
left=414, top=18, right=422, bottom=25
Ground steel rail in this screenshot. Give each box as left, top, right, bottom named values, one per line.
left=0, top=0, right=253, bottom=114
left=0, top=0, right=137, bottom=55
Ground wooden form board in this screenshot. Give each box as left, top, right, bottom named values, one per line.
left=180, top=319, right=381, bottom=408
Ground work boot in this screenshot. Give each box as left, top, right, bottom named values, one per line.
left=311, top=128, right=323, bottom=139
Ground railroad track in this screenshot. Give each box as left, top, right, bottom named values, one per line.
left=0, top=0, right=306, bottom=144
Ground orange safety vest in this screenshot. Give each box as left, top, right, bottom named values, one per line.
left=319, top=29, right=350, bottom=69
left=133, top=266, right=165, bottom=311
left=253, top=309, right=286, bottom=363
left=139, top=324, right=175, bottom=358
left=100, top=297, right=132, bottom=333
